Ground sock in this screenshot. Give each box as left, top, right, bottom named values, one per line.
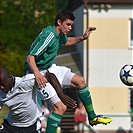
left=46, top=112, right=62, bottom=133
left=78, top=86, right=96, bottom=120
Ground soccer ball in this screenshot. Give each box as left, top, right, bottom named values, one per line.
left=119, top=64, right=133, bottom=86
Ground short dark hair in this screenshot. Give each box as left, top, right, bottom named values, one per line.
left=54, top=9, right=75, bottom=26
left=0, top=68, right=10, bottom=84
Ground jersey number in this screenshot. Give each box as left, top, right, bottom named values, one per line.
left=42, top=90, right=49, bottom=98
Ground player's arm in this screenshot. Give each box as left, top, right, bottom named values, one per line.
left=46, top=71, right=77, bottom=108
left=65, top=27, right=96, bottom=46
left=26, top=55, right=47, bottom=88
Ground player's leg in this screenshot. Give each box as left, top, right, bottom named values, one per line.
left=37, top=82, right=66, bottom=133
left=62, top=72, right=96, bottom=119
left=47, top=65, right=96, bottom=120
left=46, top=95, right=66, bottom=133
left=47, top=65, right=112, bottom=126
left=63, top=72, right=112, bottom=126
left=69, top=74, right=96, bottom=120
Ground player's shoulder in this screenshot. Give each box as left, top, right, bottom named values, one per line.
left=14, top=77, right=24, bottom=90
left=38, top=25, right=55, bottom=41
left=15, top=77, right=23, bottom=86
left=15, top=75, right=36, bottom=90
left=20, top=74, right=35, bottom=85
left=42, top=25, right=55, bottom=35
left=44, top=25, right=54, bottom=31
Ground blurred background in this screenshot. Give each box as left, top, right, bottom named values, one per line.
left=0, top=0, right=133, bottom=133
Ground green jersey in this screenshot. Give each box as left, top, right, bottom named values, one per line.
left=25, top=25, right=68, bottom=72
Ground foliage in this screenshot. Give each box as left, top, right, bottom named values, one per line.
left=0, top=0, right=59, bottom=76
left=1, top=48, right=26, bottom=76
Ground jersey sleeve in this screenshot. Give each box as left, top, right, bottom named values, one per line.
left=29, top=32, right=54, bottom=57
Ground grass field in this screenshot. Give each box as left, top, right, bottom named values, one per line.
left=0, top=105, right=8, bottom=124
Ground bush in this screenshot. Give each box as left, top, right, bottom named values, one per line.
left=1, top=48, right=26, bottom=76
left=0, top=0, right=58, bottom=75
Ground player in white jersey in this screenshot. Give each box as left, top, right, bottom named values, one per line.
left=0, top=68, right=76, bottom=133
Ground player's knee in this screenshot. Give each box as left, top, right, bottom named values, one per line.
left=62, top=104, right=67, bottom=113
left=77, top=77, right=86, bottom=88
left=58, top=103, right=67, bottom=115
left=54, top=101, right=67, bottom=115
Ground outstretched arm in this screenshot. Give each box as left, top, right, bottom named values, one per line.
left=46, top=71, right=77, bottom=108
left=65, top=27, right=96, bottom=46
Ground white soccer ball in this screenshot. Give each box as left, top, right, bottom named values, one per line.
left=119, top=64, right=133, bottom=86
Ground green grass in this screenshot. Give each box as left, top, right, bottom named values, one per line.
left=0, top=105, right=8, bottom=124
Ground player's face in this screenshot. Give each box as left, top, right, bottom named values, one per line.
left=0, top=75, right=14, bottom=93
left=59, top=19, right=74, bottom=35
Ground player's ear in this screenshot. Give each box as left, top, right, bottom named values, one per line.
left=8, top=75, right=13, bottom=80
left=57, top=19, right=62, bottom=26
left=9, top=75, right=12, bottom=78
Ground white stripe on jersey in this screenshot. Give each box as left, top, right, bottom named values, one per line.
left=36, top=32, right=54, bottom=56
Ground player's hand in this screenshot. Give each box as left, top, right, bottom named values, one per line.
left=45, top=71, right=77, bottom=108
left=58, top=93, right=77, bottom=108
left=35, top=72, right=47, bottom=88
left=83, top=27, right=96, bottom=40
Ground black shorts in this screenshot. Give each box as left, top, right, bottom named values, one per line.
left=0, top=119, right=38, bottom=133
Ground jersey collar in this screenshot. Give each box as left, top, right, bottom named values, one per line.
left=52, top=25, right=60, bottom=38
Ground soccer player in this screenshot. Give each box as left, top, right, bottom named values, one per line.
left=0, top=68, right=76, bottom=133
left=25, top=9, right=112, bottom=127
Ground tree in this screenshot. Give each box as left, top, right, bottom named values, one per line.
left=0, top=0, right=58, bottom=76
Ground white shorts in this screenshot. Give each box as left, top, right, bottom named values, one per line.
left=38, top=64, right=75, bottom=100
left=26, top=64, right=75, bottom=102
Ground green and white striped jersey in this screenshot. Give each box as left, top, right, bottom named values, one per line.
left=25, top=25, right=68, bottom=72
